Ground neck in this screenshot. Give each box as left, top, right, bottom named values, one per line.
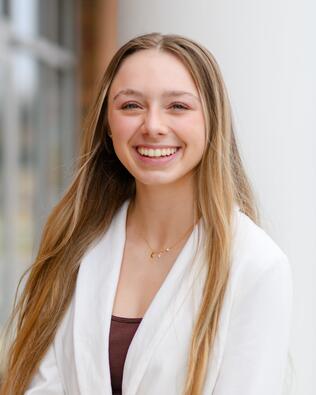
left=127, top=176, right=199, bottom=250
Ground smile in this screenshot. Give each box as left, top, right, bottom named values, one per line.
left=134, top=145, right=181, bottom=165
left=136, top=146, right=179, bottom=158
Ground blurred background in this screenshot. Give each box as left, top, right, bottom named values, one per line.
left=0, top=0, right=315, bottom=394
left=0, top=0, right=116, bottom=333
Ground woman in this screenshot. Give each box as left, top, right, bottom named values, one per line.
left=0, top=33, right=293, bottom=395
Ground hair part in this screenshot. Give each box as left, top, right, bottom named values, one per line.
left=0, top=33, right=259, bottom=394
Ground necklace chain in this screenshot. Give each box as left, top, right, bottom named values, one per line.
left=140, top=223, right=195, bottom=260
left=127, top=200, right=198, bottom=260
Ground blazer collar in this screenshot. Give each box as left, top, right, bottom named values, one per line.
left=73, top=199, right=205, bottom=395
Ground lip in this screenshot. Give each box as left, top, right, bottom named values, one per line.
left=133, top=146, right=181, bottom=165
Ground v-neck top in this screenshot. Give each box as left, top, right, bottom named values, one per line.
left=109, top=315, right=143, bottom=395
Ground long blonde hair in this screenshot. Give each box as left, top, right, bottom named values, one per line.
left=0, top=33, right=259, bottom=394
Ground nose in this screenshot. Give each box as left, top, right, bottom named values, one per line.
left=141, top=106, right=168, bottom=137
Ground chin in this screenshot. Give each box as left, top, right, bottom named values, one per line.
left=133, top=173, right=177, bottom=187
left=137, top=179, right=173, bottom=187
left=135, top=172, right=191, bottom=188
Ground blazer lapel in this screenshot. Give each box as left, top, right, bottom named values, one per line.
left=73, top=200, right=129, bottom=394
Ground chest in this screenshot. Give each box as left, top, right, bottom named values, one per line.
left=112, top=237, right=184, bottom=318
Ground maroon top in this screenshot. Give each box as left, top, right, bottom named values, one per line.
left=109, top=315, right=143, bottom=395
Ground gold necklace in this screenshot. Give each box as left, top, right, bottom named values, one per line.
left=140, top=223, right=195, bottom=259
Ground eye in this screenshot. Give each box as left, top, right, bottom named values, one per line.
left=121, top=102, right=141, bottom=110
left=170, top=102, right=189, bottom=111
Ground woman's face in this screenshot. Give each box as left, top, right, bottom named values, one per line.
left=107, top=49, right=206, bottom=187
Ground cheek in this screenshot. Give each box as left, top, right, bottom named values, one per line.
left=109, top=113, right=140, bottom=140
left=177, top=114, right=205, bottom=150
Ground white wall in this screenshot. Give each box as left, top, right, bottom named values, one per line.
left=118, top=1, right=316, bottom=394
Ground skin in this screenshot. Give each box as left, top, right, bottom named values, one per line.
left=107, top=49, right=206, bottom=316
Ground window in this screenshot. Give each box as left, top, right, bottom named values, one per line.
left=0, top=0, right=78, bottom=332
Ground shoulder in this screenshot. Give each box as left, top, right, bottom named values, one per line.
left=230, top=206, right=292, bottom=298
left=232, top=206, right=288, bottom=264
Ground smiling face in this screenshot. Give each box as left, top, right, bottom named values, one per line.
left=107, top=49, right=206, bottom=187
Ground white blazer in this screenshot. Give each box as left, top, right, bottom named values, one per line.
left=25, top=200, right=293, bottom=395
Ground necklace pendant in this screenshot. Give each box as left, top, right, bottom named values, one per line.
left=149, top=245, right=174, bottom=259
left=150, top=251, right=164, bottom=259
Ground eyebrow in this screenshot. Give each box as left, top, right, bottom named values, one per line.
left=112, top=89, right=200, bottom=102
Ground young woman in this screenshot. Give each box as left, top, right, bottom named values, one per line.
left=0, top=33, right=293, bottom=395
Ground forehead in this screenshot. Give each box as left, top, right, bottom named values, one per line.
left=108, top=49, right=199, bottom=97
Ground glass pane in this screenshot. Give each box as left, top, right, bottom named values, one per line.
left=38, top=0, right=75, bottom=49
left=0, top=0, right=9, bottom=16
left=10, top=0, right=58, bottom=43
left=10, top=0, right=39, bottom=40
left=38, top=0, right=59, bottom=44
left=10, top=0, right=74, bottom=48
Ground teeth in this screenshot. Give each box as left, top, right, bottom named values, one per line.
left=137, top=147, right=178, bottom=157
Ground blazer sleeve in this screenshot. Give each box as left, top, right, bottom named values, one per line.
left=212, top=255, right=293, bottom=395
left=24, top=343, right=64, bottom=394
